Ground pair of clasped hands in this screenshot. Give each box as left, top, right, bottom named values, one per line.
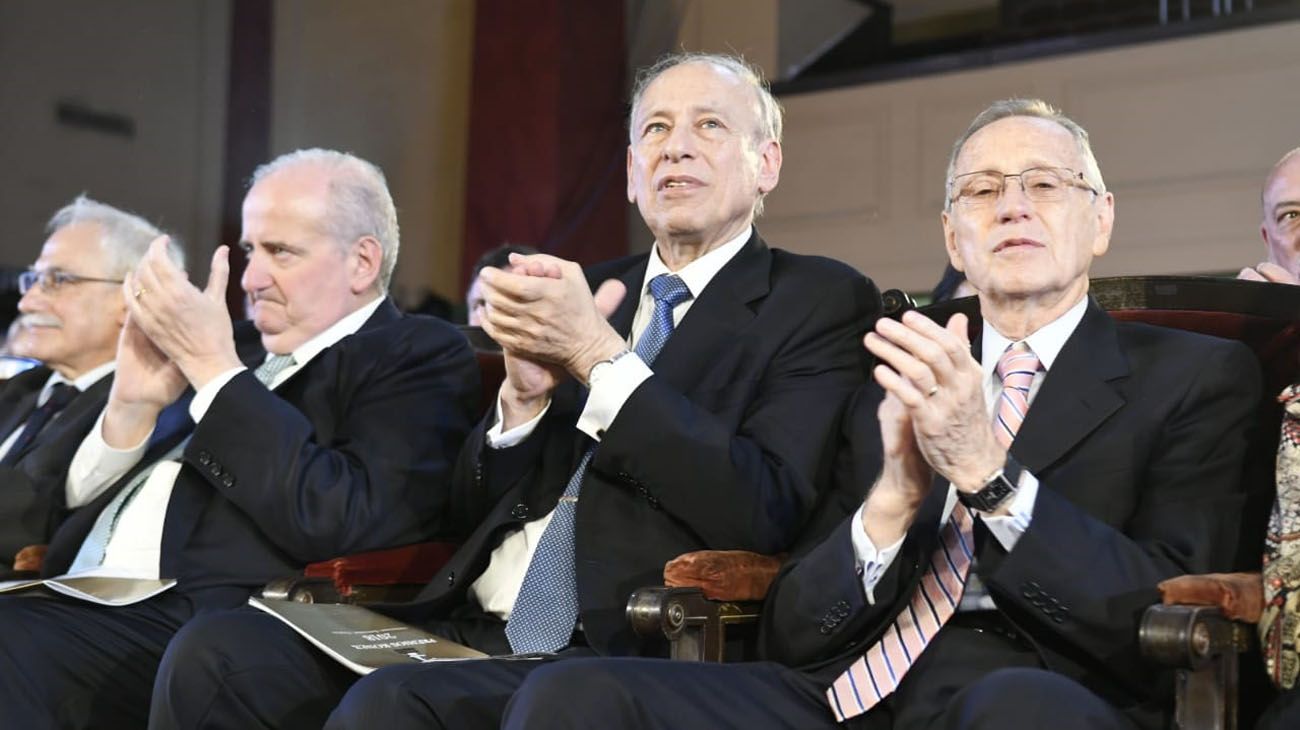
left=861, top=310, right=1010, bottom=545
left=477, top=253, right=627, bottom=431
left=105, top=238, right=236, bottom=447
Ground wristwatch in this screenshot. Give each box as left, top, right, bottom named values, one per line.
left=586, top=348, right=633, bottom=386
left=957, top=453, right=1023, bottom=513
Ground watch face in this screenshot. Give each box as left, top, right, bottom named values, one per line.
left=961, top=474, right=1015, bottom=512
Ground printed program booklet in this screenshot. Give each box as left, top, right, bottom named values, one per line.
left=0, top=568, right=176, bottom=606
left=249, top=597, right=496, bottom=675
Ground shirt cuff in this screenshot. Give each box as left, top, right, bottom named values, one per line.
left=575, top=353, right=653, bottom=441
left=64, top=409, right=152, bottom=507
left=978, top=469, right=1040, bottom=551
left=188, top=366, right=247, bottom=422
left=850, top=503, right=906, bottom=605
left=486, top=391, right=551, bottom=449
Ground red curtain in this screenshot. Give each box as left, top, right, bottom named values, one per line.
left=461, top=0, right=628, bottom=293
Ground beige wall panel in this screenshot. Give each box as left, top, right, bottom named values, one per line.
left=763, top=20, right=1300, bottom=292
left=272, top=0, right=474, bottom=304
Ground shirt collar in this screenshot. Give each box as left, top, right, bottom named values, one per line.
left=981, top=294, right=1089, bottom=376
left=277, top=295, right=386, bottom=368
left=641, top=225, right=751, bottom=301
left=44, top=360, right=116, bottom=400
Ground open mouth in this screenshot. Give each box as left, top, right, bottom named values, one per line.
left=658, top=176, right=703, bottom=192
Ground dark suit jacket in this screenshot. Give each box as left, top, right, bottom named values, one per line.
left=759, top=299, right=1261, bottom=726
left=382, top=232, right=880, bottom=655
left=41, top=300, right=480, bottom=608
left=0, top=366, right=114, bottom=563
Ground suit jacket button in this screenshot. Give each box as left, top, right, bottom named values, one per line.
left=197, top=450, right=212, bottom=466
left=510, top=504, right=530, bottom=520
left=221, top=474, right=235, bottom=488
left=820, top=625, right=833, bottom=635
left=447, top=572, right=456, bottom=586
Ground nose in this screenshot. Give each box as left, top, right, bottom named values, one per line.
left=241, top=249, right=270, bottom=294
left=662, top=124, right=696, bottom=162
left=996, top=176, right=1034, bottom=223
left=16, top=282, right=44, bottom=314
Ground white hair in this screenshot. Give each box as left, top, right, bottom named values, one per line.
left=250, top=149, right=400, bottom=292
left=629, top=52, right=784, bottom=216
left=944, top=98, right=1106, bottom=212
left=46, top=195, right=184, bottom=274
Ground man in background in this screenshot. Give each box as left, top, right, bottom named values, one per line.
left=1239, top=147, right=1300, bottom=284
left=0, top=195, right=179, bottom=569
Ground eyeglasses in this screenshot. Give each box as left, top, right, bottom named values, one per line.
left=948, top=166, right=1098, bottom=208
left=18, top=268, right=123, bottom=295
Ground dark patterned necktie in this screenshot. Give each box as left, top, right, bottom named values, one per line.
left=0, top=382, right=78, bottom=466
left=1262, top=384, right=1300, bottom=688
left=504, top=273, right=692, bottom=654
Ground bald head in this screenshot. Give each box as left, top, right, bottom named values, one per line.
left=1260, top=147, right=1300, bottom=278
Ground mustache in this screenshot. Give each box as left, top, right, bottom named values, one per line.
left=15, top=313, right=61, bottom=329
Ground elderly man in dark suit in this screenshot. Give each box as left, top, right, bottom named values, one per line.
left=0, top=149, right=479, bottom=729
left=0, top=196, right=182, bottom=570
left=500, top=99, right=1261, bottom=730
left=148, top=52, right=879, bottom=730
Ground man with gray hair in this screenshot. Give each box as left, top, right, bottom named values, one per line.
left=0, top=149, right=480, bottom=729
left=0, top=195, right=178, bottom=569
left=146, top=52, right=877, bottom=730
left=499, top=98, right=1258, bottom=730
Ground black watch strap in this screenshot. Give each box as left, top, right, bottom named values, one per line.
left=958, top=453, right=1023, bottom=513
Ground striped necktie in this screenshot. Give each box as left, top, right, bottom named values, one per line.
left=826, top=342, right=1039, bottom=722
left=504, top=273, right=691, bottom=654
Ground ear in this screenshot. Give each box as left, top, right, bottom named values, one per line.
left=1262, top=223, right=1271, bottom=247
left=350, top=236, right=384, bottom=294
left=626, top=146, right=636, bottom=204
left=756, top=139, right=782, bottom=195
left=941, top=210, right=965, bottom=273
left=1091, top=191, right=1115, bottom=257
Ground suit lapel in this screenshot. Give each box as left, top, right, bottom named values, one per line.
left=0, top=368, right=49, bottom=444
left=644, top=233, right=770, bottom=394
left=1010, top=299, right=1128, bottom=474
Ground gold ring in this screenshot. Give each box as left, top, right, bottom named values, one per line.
left=133, top=288, right=147, bottom=300
left=927, top=385, right=940, bottom=397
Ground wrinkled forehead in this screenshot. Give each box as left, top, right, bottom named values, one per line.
left=242, top=169, right=332, bottom=239
left=1264, top=155, right=1300, bottom=207
left=954, top=116, right=1083, bottom=175
left=632, top=62, right=762, bottom=132
left=39, top=221, right=108, bottom=266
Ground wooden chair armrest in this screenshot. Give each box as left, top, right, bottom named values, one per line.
left=13, top=544, right=46, bottom=573
left=662, top=550, right=785, bottom=601
left=262, top=542, right=458, bottom=605
left=1156, top=572, right=1264, bottom=623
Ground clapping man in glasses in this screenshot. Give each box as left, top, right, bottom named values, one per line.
left=502, top=98, right=1260, bottom=730
left=0, top=196, right=181, bottom=572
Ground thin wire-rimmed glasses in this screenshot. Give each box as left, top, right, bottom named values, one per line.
left=948, top=166, right=1098, bottom=208
left=18, top=268, right=124, bottom=295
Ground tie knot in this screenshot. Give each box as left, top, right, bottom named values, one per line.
left=996, top=342, right=1040, bottom=383
left=255, top=354, right=296, bottom=386
left=648, top=274, right=691, bottom=309
left=44, top=382, right=78, bottom=410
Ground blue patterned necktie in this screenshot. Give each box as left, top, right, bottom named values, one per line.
left=66, top=354, right=295, bottom=574
left=505, top=273, right=692, bottom=653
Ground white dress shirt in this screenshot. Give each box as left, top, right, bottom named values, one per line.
left=469, top=227, right=752, bottom=620
left=0, top=361, right=115, bottom=461
left=61, top=296, right=385, bottom=578
left=852, top=295, right=1089, bottom=609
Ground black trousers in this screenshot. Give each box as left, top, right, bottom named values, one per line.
left=0, top=591, right=197, bottom=730
left=501, top=625, right=1141, bottom=730
left=149, top=605, right=593, bottom=730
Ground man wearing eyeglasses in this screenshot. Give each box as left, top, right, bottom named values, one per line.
left=0, top=196, right=179, bottom=572
left=500, top=99, right=1259, bottom=730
